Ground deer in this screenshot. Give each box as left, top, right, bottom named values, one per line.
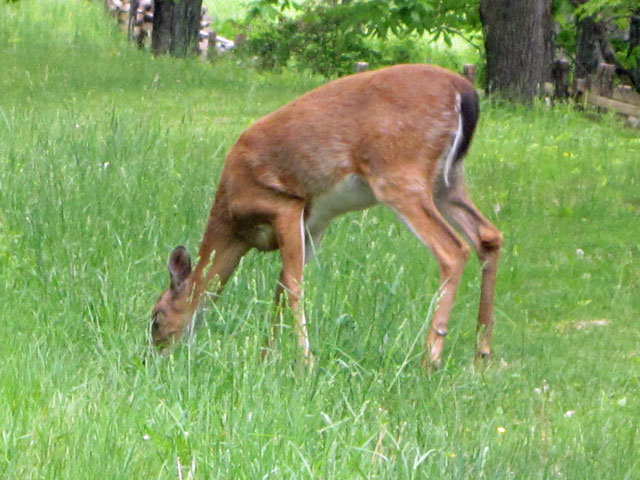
left=150, top=64, right=502, bottom=370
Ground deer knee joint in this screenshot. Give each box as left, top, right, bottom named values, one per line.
left=479, top=226, right=502, bottom=251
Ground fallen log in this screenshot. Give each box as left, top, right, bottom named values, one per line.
left=585, top=90, right=640, bottom=118
left=612, top=85, right=640, bottom=108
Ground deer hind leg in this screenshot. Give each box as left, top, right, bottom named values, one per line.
left=435, top=182, right=502, bottom=361
left=370, top=178, right=470, bottom=370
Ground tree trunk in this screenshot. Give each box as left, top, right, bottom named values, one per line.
left=571, top=2, right=640, bottom=93
left=629, top=12, right=640, bottom=92
left=480, top=0, right=554, bottom=101
left=630, top=13, right=640, bottom=55
left=152, top=0, right=203, bottom=57
left=574, top=13, right=601, bottom=79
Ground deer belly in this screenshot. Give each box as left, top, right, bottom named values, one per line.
left=306, top=174, right=377, bottom=233
left=245, top=223, right=278, bottom=251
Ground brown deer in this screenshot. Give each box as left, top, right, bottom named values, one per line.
left=150, top=64, right=502, bottom=369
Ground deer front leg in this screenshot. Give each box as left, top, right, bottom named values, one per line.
left=261, top=270, right=287, bottom=360
left=271, top=203, right=314, bottom=365
left=263, top=222, right=326, bottom=361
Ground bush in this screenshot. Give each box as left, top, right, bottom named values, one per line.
left=239, top=4, right=380, bottom=77
left=239, top=0, right=484, bottom=77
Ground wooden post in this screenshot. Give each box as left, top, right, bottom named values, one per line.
left=575, top=78, right=588, bottom=96
left=207, top=31, right=217, bottom=61
left=198, top=32, right=207, bottom=60
left=354, top=62, right=369, bottom=73
left=135, top=22, right=146, bottom=50
left=551, top=59, right=570, bottom=100
left=593, top=63, right=615, bottom=98
left=117, top=2, right=130, bottom=27
left=463, top=64, right=477, bottom=86
left=234, top=33, right=247, bottom=47
left=127, top=0, right=138, bottom=41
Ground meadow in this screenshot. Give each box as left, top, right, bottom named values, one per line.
left=1, top=1, right=639, bottom=478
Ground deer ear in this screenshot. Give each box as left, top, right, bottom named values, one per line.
left=168, top=246, right=192, bottom=292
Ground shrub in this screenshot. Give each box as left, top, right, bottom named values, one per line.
left=240, top=3, right=380, bottom=77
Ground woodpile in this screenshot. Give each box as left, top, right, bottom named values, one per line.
left=104, top=0, right=236, bottom=58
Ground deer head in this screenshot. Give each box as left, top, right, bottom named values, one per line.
left=151, top=246, right=195, bottom=348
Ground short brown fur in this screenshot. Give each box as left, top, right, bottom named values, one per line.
left=151, top=64, right=502, bottom=369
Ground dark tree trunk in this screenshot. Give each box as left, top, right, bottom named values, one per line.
left=630, top=13, right=640, bottom=55
left=629, top=12, right=640, bottom=92
left=574, top=14, right=601, bottom=79
left=152, top=0, right=203, bottom=57
left=572, top=2, right=640, bottom=93
left=480, top=0, right=554, bottom=101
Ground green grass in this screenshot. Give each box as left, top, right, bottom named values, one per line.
left=1, top=1, right=640, bottom=478
left=203, top=0, right=245, bottom=20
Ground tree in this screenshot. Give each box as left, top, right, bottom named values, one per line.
left=152, top=0, right=202, bottom=57
left=480, top=0, right=554, bottom=101
left=246, top=0, right=481, bottom=47
left=243, top=0, right=481, bottom=76
left=569, top=0, right=640, bottom=93
left=630, top=13, right=640, bottom=90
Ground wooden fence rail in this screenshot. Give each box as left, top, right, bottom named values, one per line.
left=575, top=62, right=640, bottom=127
left=463, top=60, right=639, bottom=127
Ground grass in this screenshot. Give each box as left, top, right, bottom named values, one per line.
left=1, top=1, right=640, bottom=478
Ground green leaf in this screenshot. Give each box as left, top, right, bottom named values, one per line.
left=443, top=32, right=453, bottom=47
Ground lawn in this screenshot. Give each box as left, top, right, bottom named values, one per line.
left=1, top=1, right=639, bottom=478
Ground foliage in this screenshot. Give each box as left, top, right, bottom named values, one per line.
left=579, top=0, right=640, bottom=71
left=239, top=4, right=380, bottom=76
left=247, top=0, right=481, bottom=40
left=555, top=0, right=640, bottom=71
left=573, top=0, right=638, bottom=18
left=553, top=0, right=578, bottom=56
left=242, top=0, right=481, bottom=76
